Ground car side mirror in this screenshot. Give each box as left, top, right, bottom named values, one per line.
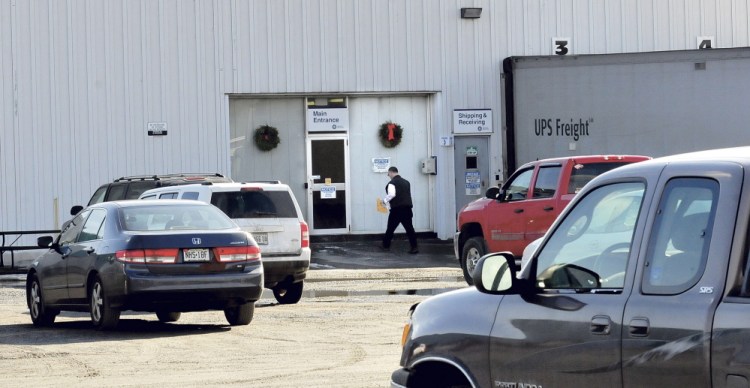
left=474, top=252, right=518, bottom=294
left=70, top=205, right=83, bottom=216
left=485, top=187, right=500, bottom=199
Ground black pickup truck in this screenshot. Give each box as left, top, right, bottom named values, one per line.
left=393, top=147, right=750, bottom=388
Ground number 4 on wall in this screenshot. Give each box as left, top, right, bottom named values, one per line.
left=697, top=36, right=715, bottom=49
left=553, top=37, right=571, bottom=55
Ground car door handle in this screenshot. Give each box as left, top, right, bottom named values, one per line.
left=514, top=208, right=524, bottom=214
left=85, top=247, right=95, bottom=254
left=629, top=317, right=650, bottom=337
left=543, top=206, right=554, bottom=211
left=591, top=315, right=611, bottom=335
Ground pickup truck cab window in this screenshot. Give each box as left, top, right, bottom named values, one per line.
left=532, top=166, right=561, bottom=199
left=642, top=178, right=718, bottom=295
left=535, top=182, right=645, bottom=290
left=504, top=168, right=533, bottom=201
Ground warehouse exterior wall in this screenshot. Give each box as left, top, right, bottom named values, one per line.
left=2, top=0, right=749, bottom=238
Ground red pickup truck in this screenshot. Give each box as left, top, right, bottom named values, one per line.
left=455, top=155, right=650, bottom=284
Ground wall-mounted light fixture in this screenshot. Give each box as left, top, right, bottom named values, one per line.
left=460, top=7, right=482, bottom=19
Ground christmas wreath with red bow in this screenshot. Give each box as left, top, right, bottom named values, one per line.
left=378, top=121, right=403, bottom=148
left=253, top=124, right=281, bottom=151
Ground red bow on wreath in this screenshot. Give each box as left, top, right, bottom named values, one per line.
left=387, top=124, right=396, bottom=141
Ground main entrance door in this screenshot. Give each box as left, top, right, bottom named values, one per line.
left=306, top=135, right=350, bottom=234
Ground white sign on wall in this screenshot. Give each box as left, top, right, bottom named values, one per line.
left=453, top=109, right=492, bottom=134
left=147, top=122, right=168, bottom=136
left=320, top=185, right=337, bottom=199
left=306, top=107, right=349, bottom=132
left=372, top=157, right=391, bottom=172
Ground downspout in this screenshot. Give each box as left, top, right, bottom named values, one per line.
left=502, top=57, right=516, bottom=175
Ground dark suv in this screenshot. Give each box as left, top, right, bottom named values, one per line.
left=71, top=173, right=232, bottom=215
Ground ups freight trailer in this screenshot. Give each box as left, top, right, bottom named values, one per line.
left=501, top=47, right=750, bottom=172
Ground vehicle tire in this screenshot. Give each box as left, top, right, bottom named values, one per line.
left=156, top=311, right=181, bottom=323
left=460, top=237, right=486, bottom=285
left=272, top=281, right=304, bottom=304
left=224, top=302, right=254, bottom=326
left=90, top=276, right=121, bottom=330
left=27, top=274, right=58, bottom=327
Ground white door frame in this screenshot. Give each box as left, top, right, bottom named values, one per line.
left=305, top=134, right=351, bottom=235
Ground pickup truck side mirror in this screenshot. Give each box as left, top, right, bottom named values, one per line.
left=474, top=252, right=518, bottom=294
left=485, top=187, right=500, bottom=199
left=70, top=205, right=83, bottom=216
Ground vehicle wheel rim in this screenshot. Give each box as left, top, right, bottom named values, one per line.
left=30, top=282, right=41, bottom=318
left=91, top=283, right=103, bottom=322
left=467, top=248, right=481, bottom=273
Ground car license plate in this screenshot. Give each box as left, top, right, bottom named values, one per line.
left=183, top=248, right=210, bottom=262
left=254, top=232, right=268, bottom=245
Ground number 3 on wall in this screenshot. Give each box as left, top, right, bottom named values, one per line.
left=553, top=37, right=570, bottom=55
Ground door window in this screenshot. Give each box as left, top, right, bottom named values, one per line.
left=534, top=182, right=645, bottom=290
left=78, top=209, right=106, bottom=242
left=533, top=166, right=562, bottom=199
left=503, top=168, right=534, bottom=201
left=642, top=178, right=717, bottom=295
left=60, top=210, right=90, bottom=245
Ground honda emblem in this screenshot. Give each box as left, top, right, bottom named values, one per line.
left=192, top=238, right=202, bottom=245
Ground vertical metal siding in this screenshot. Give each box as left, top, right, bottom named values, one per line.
left=3, top=0, right=750, bottom=235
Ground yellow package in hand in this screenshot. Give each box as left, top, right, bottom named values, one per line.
left=376, top=197, right=388, bottom=213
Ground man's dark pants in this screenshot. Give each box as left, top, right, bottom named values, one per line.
left=383, top=206, right=418, bottom=249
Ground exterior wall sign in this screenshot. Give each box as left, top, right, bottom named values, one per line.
left=466, top=146, right=478, bottom=156
left=465, top=171, right=481, bottom=195
left=372, top=157, right=391, bottom=172
left=147, top=122, right=168, bottom=136
left=320, top=185, right=337, bottom=199
left=307, top=107, right=349, bottom=132
left=453, top=109, right=492, bottom=134
left=440, top=136, right=453, bottom=146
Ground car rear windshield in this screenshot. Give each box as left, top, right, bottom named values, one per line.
left=120, top=204, right=236, bottom=231
left=568, top=162, right=631, bottom=194
left=211, top=191, right=298, bottom=218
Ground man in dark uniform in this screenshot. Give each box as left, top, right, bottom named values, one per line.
left=382, top=166, right=419, bottom=254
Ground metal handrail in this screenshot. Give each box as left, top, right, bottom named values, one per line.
left=0, top=230, right=60, bottom=269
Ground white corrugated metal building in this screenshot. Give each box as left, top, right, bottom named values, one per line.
left=2, top=0, right=749, bottom=240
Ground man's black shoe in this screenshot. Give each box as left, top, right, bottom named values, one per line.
left=409, top=248, right=419, bottom=254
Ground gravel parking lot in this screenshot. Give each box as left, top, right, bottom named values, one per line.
left=0, top=267, right=465, bottom=387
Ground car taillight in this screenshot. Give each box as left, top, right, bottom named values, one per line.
left=116, top=248, right=179, bottom=264
left=214, top=246, right=261, bottom=262
left=300, top=221, right=309, bottom=248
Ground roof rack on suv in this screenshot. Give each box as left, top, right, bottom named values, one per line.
left=113, top=173, right=226, bottom=182
left=240, top=180, right=283, bottom=184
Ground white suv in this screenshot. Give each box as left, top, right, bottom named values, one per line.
left=139, top=181, right=310, bottom=304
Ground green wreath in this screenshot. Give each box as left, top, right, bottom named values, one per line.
left=253, top=125, right=280, bottom=151
left=378, top=121, right=403, bottom=148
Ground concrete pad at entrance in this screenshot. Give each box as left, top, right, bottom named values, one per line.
left=310, top=236, right=457, bottom=270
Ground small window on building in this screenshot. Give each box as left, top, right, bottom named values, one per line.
left=306, top=97, right=347, bottom=108
left=641, top=178, right=718, bottom=295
